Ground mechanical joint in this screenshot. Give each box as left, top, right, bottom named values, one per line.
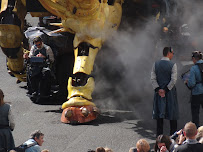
left=0, top=24, right=23, bottom=48
left=73, top=42, right=99, bottom=75
left=67, top=76, right=95, bottom=100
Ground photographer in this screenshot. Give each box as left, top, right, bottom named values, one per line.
left=185, top=51, right=203, bottom=128
left=154, top=135, right=176, bottom=152
left=174, top=122, right=203, bottom=152
left=24, top=36, right=54, bottom=63
left=23, top=36, right=54, bottom=101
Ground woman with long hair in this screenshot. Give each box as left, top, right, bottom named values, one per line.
left=0, top=89, right=15, bottom=151
left=154, top=135, right=175, bottom=152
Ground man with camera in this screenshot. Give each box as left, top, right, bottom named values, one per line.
left=23, top=36, right=54, bottom=101
left=174, top=122, right=203, bottom=152
left=185, top=51, right=203, bottom=128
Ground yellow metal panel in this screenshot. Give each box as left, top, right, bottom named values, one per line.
left=62, top=97, right=96, bottom=109
left=30, top=12, right=52, bottom=17
left=0, top=25, right=22, bottom=48
left=0, top=0, right=8, bottom=13
left=7, top=48, right=26, bottom=82
left=67, top=77, right=95, bottom=100
left=73, top=48, right=99, bottom=75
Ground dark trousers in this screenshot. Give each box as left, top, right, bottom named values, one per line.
left=29, top=68, right=51, bottom=96
left=191, top=94, right=203, bottom=128
left=157, top=118, right=177, bottom=137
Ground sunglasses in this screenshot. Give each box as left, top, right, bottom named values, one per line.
left=35, top=43, right=41, bottom=46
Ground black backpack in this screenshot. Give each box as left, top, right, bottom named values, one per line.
left=196, top=63, right=203, bottom=80
left=14, top=142, right=37, bottom=152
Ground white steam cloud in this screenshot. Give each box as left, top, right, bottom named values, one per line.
left=93, top=1, right=203, bottom=123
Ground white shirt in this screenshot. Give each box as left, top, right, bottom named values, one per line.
left=151, top=57, right=177, bottom=90
left=29, top=43, right=54, bottom=63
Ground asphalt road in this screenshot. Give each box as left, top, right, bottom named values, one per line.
left=0, top=14, right=202, bottom=152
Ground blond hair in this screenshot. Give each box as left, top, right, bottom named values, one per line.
left=104, top=147, right=113, bottom=152
left=136, top=139, right=150, bottom=152
left=184, top=122, right=197, bottom=138
left=196, top=126, right=203, bottom=141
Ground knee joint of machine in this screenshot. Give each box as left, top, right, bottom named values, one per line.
left=2, top=47, right=20, bottom=59
left=68, top=73, right=95, bottom=100
left=72, top=72, right=90, bottom=87
left=76, top=42, right=98, bottom=57
left=0, top=6, right=22, bottom=50
left=73, top=42, right=99, bottom=75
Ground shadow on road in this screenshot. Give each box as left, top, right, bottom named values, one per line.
left=44, top=109, right=63, bottom=113
left=126, top=120, right=156, bottom=140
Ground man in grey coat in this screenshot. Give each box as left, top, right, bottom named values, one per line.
left=151, top=47, right=179, bottom=137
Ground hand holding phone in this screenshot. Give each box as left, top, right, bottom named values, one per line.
left=160, top=145, right=167, bottom=152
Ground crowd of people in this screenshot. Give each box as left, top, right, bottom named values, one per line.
left=151, top=47, right=203, bottom=137
left=87, top=122, right=203, bottom=152
left=1, top=38, right=203, bottom=151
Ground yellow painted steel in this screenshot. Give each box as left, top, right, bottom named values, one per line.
left=30, top=12, right=51, bottom=17
left=21, top=0, right=26, bottom=6
left=39, top=0, right=122, bottom=38
left=37, top=0, right=123, bottom=110
left=0, top=1, right=27, bottom=82
left=0, top=25, right=22, bottom=48
left=0, top=0, right=123, bottom=118
left=62, top=77, right=96, bottom=109
left=0, top=0, right=8, bottom=13
left=62, top=97, right=96, bottom=109
left=67, top=77, right=95, bottom=100
left=7, top=47, right=26, bottom=82
left=73, top=47, right=99, bottom=75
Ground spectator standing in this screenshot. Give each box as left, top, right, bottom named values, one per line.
left=151, top=47, right=179, bottom=136
left=0, top=89, right=15, bottom=151
left=185, top=51, right=203, bottom=128
left=174, top=122, right=203, bottom=152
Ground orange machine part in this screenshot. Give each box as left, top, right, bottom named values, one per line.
left=61, top=105, right=99, bottom=124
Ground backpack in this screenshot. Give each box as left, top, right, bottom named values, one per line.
left=196, top=63, right=203, bottom=83
left=14, top=142, right=37, bottom=152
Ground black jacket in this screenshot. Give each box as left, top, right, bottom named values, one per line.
left=174, top=143, right=203, bottom=152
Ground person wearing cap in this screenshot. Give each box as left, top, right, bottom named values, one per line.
left=185, top=51, right=203, bottom=128
left=151, top=47, right=179, bottom=137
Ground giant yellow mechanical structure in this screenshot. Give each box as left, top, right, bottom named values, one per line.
left=0, top=0, right=123, bottom=123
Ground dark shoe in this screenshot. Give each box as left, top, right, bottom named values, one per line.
left=16, top=79, right=22, bottom=84
left=32, top=92, right=38, bottom=97
left=27, top=91, right=33, bottom=95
